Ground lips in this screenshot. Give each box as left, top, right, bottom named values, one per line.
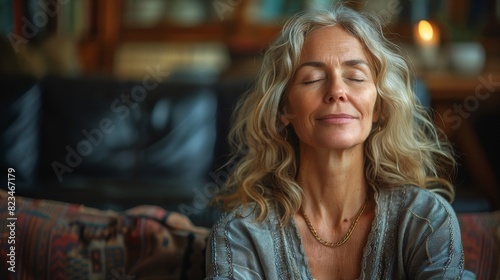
left=317, top=113, right=356, bottom=124
left=317, top=113, right=355, bottom=120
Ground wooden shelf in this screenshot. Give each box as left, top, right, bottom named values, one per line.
left=122, top=22, right=227, bottom=42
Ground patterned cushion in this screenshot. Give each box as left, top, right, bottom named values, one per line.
left=0, top=189, right=209, bottom=280
left=458, top=211, right=500, bottom=279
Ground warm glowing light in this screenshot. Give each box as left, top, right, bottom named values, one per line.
left=418, top=20, right=434, bottom=41
left=413, top=19, right=440, bottom=69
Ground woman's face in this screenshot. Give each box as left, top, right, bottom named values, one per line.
left=283, top=26, right=378, bottom=151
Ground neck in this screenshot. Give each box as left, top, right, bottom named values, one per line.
left=297, top=146, right=368, bottom=226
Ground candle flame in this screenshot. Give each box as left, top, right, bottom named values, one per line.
left=418, top=20, right=434, bottom=41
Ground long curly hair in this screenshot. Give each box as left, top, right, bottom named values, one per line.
left=213, top=5, right=456, bottom=224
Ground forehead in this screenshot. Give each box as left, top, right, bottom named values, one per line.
left=300, top=26, right=368, bottom=61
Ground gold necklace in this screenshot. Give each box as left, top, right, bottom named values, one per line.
left=300, top=197, right=367, bottom=247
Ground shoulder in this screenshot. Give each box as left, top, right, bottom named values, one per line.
left=210, top=204, right=276, bottom=237
left=205, top=204, right=282, bottom=278
left=376, top=186, right=470, bottom=278
left=376, top=185, right=462, bottom=249
left=207, top=203, right=279, bottom=256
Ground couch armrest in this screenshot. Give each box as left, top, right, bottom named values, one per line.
left=458, top=211, right=500, bottom=279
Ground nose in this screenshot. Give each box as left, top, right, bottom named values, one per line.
left=324, top=77, right=346, bottom=103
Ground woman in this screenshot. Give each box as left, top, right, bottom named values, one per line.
left=205, top=6, right=475, bottom=280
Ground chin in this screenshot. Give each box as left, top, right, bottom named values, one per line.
left=318, top=138, right=363, bottom=151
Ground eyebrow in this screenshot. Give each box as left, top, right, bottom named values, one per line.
left=344, top=59, right=369, bottom=67
left=298, top=59, right=370, bottom=69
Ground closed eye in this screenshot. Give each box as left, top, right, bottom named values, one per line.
left=303, top=79, right=324, bottom=85
left=349, top=78, right=364, bottom=82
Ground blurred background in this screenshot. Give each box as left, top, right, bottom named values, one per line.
left=1, top=0, right=498, bottom=79
left=1, top=0, right=499, bottom=215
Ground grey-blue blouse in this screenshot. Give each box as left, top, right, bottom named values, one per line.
left=205, top=186, right=476, bottom=279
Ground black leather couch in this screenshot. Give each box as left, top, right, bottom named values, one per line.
left=0, top=74, right=251, bottom=227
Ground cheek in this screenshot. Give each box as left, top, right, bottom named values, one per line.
left=362, top=87, right=378, bottom=121
left=285, top=99, right=313, bottom=133
left=287, top=94, right=315, bottom=117
left=292, top=103, right=322, bottom=130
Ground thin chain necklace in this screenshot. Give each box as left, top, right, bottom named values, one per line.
left=300, top=197, right=368, bottom=247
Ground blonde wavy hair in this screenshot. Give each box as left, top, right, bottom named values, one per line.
left=213, top=5, right=456, bottom=224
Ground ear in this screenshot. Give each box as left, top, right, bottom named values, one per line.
left=280, top=105, right=291, bottom=126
